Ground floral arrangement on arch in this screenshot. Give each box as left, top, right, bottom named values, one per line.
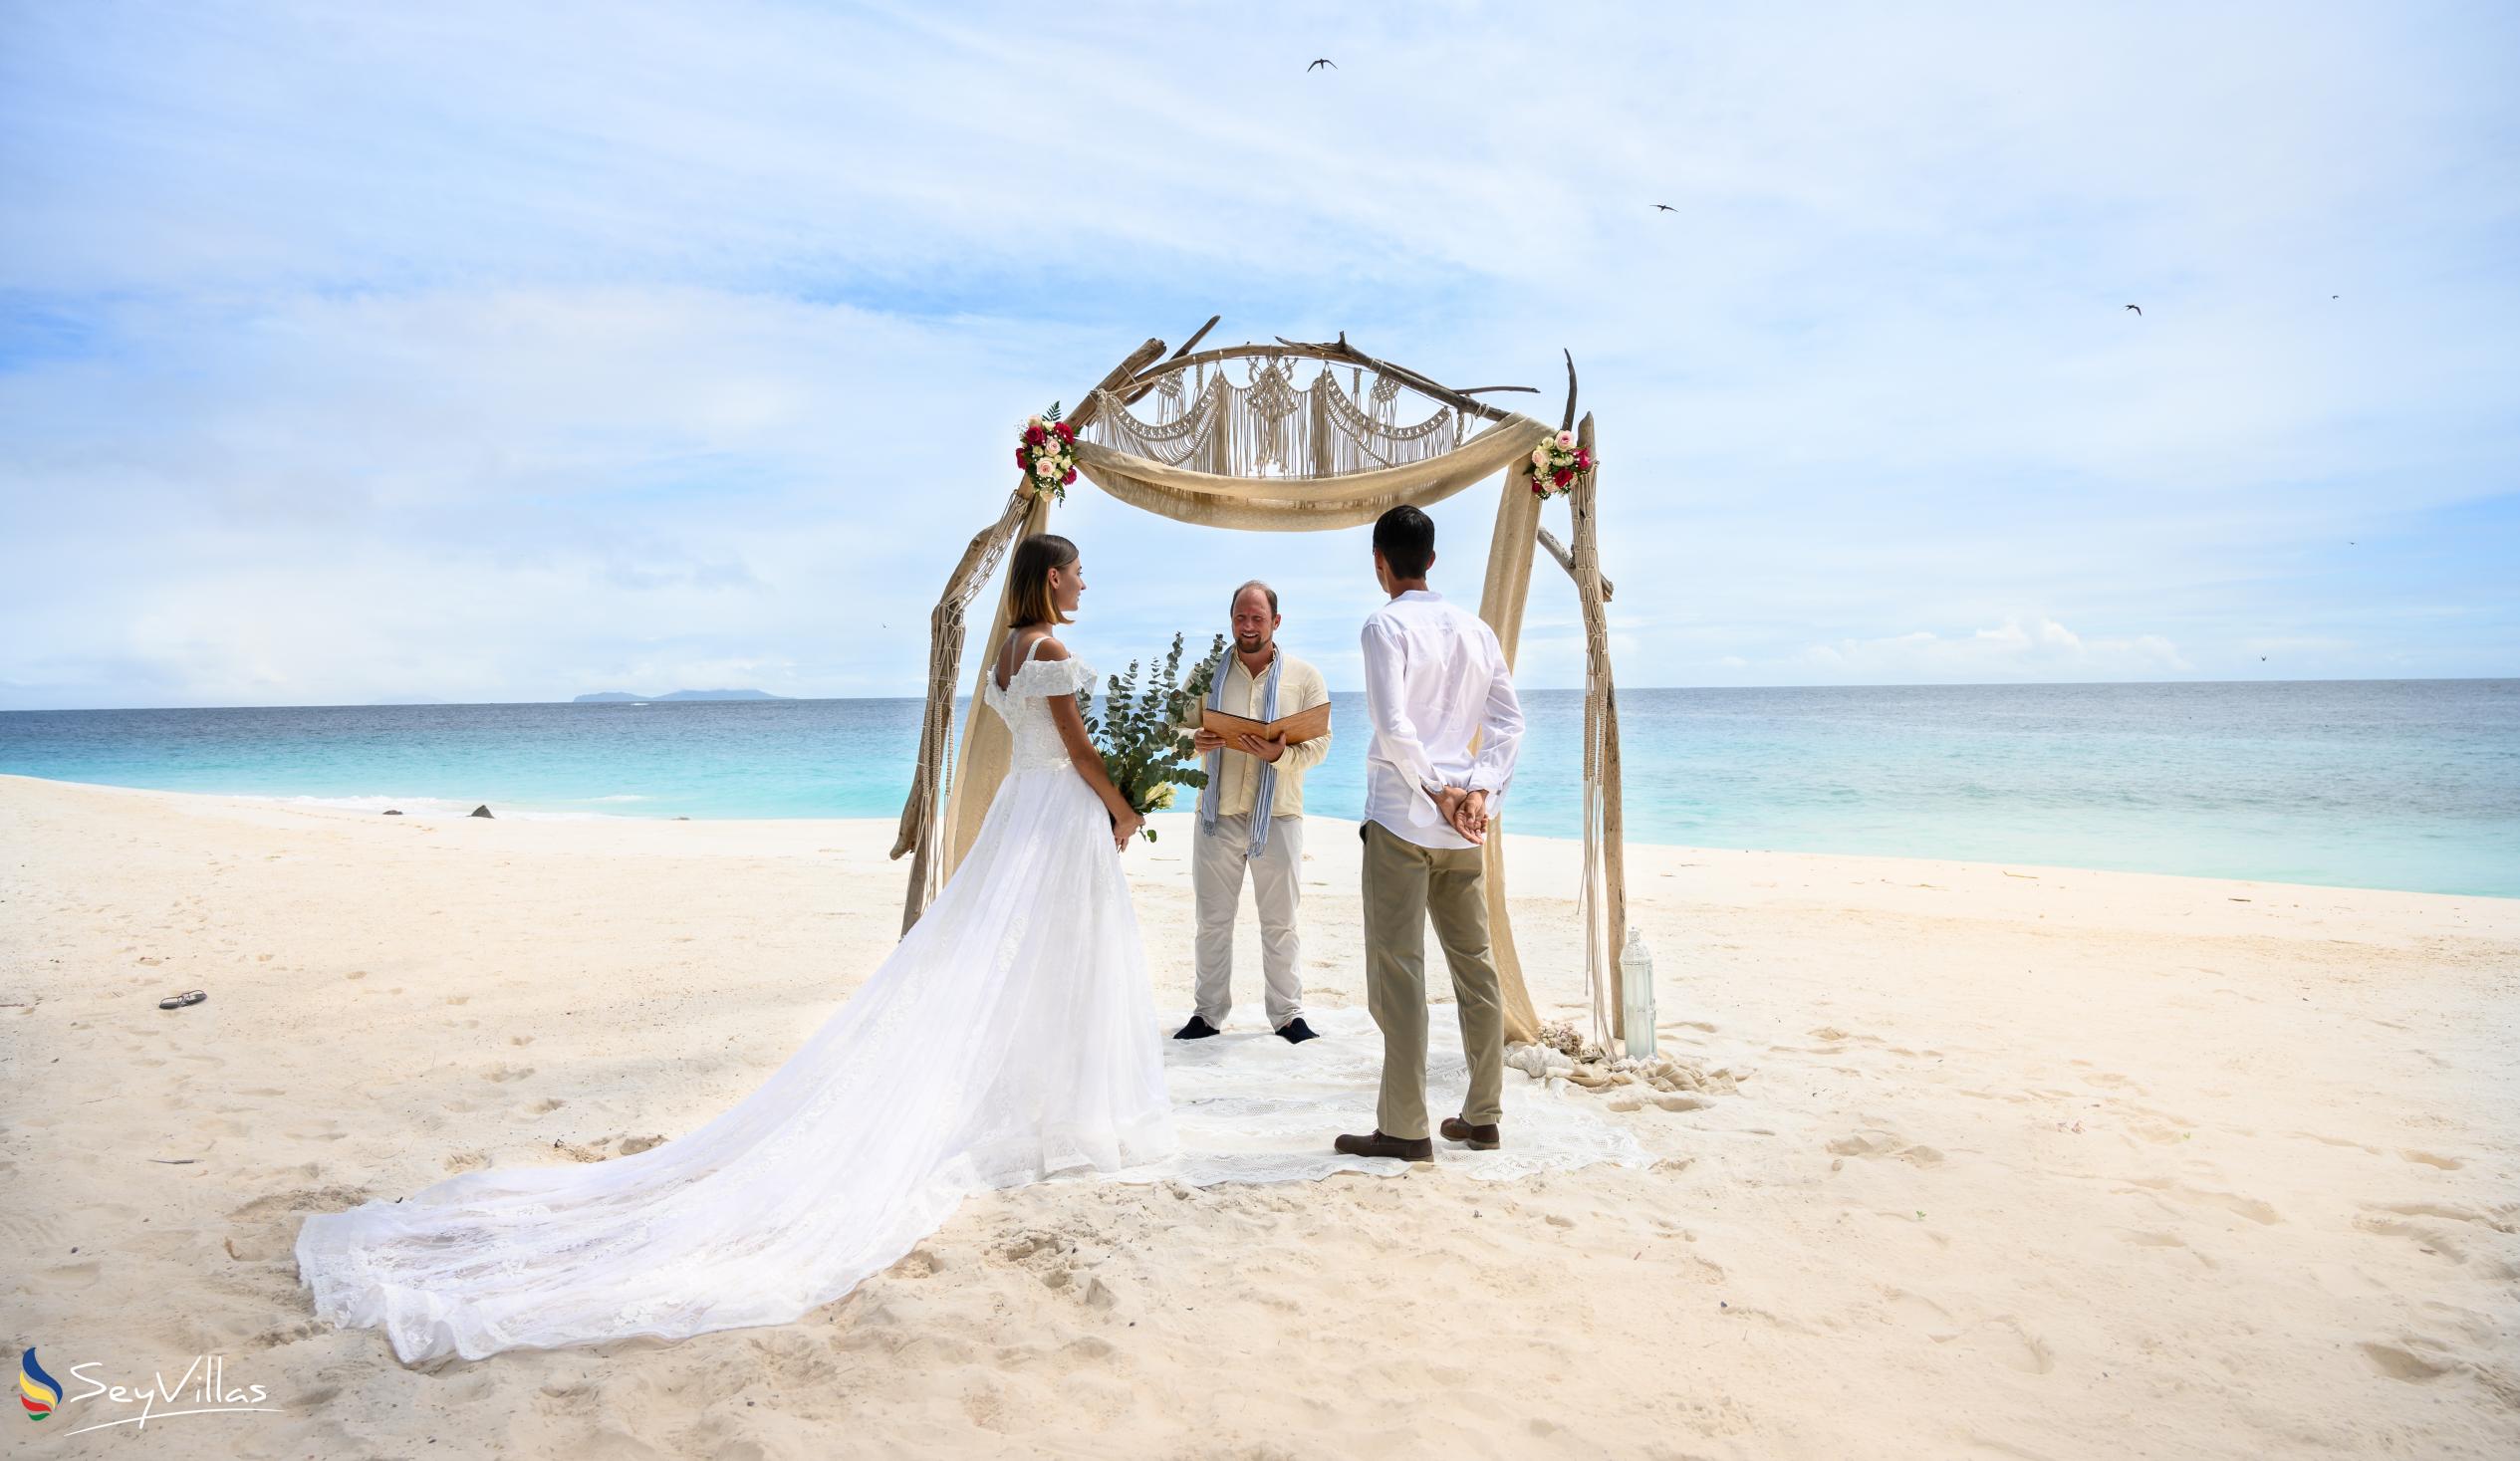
left=1527, top=428, right=1596, bottom=499
left=1018, top=402, right=1080, bottom=502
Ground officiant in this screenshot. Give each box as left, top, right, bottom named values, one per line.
left=1173, top=580, right=1333, bottom=1045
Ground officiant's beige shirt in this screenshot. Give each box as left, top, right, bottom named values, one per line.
left=1182, top=648, right=1331, bottom=819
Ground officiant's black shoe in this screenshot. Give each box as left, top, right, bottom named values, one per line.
left=1440, top=1116, right=1501, bottom=1151
left=1173, top=1015, right=1221, bottom=1040
left=1334, top=1129, right=1434, bottom=1162
left=1276, top=1017, right=1320, bottom=1044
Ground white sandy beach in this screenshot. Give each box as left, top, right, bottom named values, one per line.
left=2, top=770, right=2514, bottom=1459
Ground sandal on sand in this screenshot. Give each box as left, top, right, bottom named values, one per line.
left=157, top=989, right=206, bottom=1010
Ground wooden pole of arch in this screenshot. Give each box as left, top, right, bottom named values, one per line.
left=893, top=336, right=1169, bottom=931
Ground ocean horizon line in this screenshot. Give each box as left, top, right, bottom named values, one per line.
left=4, top=673, right=2512, bottom=716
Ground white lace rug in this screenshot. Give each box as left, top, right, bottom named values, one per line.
left=1080, top=1005, right=1647, bottom=1187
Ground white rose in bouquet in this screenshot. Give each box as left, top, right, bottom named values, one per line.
left=1556, top=429, right=1577, bottom=450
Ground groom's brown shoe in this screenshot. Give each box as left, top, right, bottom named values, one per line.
left=1440, top=1116, right=1500, bottom=1151
left=1334, top=1129, right=1434, bottom=1162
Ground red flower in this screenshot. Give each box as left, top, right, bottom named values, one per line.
left=1054, top=421, right=1075, bottom=440
left=1024, top=424, right=1046, bottom=446
left=1531, top=481, right=1547, bottom=496
left=1061, top=467, right=1076, bottom=484
left=1553, top=467, right=1573, bottom=487
left=1575, top=451, right=1592, bottom=469
left=1015, top=446, right=1029, bottom=468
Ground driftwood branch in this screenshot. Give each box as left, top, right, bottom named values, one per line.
left=1560, top=349, right=1580, bottom=432
left=1068, top=338, right=1169, bottom=431
left=1457, top=385, right=1541, bottom=396
left=1109, top=334, right=1540, bottom=429
left=1122, top=316, right=1222, bottom=406
left=1267, top=333, right=1527, bottom=425
left=1536, top=525, right=1612, bottom=602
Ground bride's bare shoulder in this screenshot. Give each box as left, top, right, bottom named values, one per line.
left=1028, top=634, right=1073, bottom=662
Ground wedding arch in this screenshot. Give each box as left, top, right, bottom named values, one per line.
left=888, top=321, right=1634, bottom=1049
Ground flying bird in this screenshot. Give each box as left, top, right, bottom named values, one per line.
left=1653, top=203, right=1676, bottom=212
left=2125, top=304, right=2142, bottom=316
left=1307, top=58, right=1336, bottom=71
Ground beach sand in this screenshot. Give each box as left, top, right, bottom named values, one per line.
left=3, top=771, right=2514, bottom=1458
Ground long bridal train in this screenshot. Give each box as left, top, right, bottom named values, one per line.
left=295, top=647, right=1174, bottom=1364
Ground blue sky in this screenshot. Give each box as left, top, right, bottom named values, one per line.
left=2, top=0, right=2514, bottom=709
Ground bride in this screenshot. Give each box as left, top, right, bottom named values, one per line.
left=295, top=533, right=1178, bottom=1364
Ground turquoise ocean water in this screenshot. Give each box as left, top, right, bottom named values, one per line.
left=4, top=680, right=2514, bottom=898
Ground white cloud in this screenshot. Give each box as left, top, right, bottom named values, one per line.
left=1, top=1, right=2513, bottom=706
left=1800, top=617, right=2191, bottom=681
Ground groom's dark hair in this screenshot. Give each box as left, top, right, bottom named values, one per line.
left=1373, top=505, right=1435, bottom=580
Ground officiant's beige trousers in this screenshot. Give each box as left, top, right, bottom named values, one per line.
left=1361, top=818, right=1505, bottom=1141
left=1191, top=812, right=1306, bottom=1029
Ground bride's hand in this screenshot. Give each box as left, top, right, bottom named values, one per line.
left=1112, top=807, right=1144, bottom=849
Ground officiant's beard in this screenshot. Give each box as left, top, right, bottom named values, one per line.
left=1234, top=628, right=1271, bottom=656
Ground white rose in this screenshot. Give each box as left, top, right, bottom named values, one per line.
left=1533, top=446, right=1550, bottom=468
left=1556, top=429, right=1576, bottom=450
left=1035, top=458, right=1055, bottom=478
left=1028, top=414, right=1043, bottom=429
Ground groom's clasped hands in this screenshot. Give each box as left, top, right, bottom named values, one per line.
left=1431, top=785, right=1491, bottom=844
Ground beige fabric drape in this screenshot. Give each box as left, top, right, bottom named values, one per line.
left=1071, top=412, right=1552, bottom=532
left=1475, top=460, right=1546, bottom=1046
left=930, top=412, right=1552, bottom=889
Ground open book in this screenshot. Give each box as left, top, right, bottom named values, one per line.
left=1199, top=700, right=1332, bottom=747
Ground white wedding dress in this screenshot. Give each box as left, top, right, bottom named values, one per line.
left=295, top=636, right=1176, bottom=1364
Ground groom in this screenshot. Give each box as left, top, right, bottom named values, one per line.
left=1336, top=505, right=1525, bottom=1162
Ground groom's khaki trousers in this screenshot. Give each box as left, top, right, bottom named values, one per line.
left=1361, top=818, right=1505, bottom=1141
left=1191, top=812, right=1306, bottom=1028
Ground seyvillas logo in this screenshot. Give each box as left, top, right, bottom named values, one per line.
left=19, top=1347, right=61, bottom=1419
left=17, top=1346, right=284, bottom=1435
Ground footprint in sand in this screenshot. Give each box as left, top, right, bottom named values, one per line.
left=2398, top=1149, right=2464, bottom=1170
left=1884, top=1288, right=1955, bottom=1334
left=2123, top=1175, right=2280, bottom=1225
left=2360, top=1340, right=2451, bottom=1382
left=1937, top=1316, right=2055, bottom=1375
left=482, top=1064, right=534, bottom=1084
left=1830, top=1130, right=1945, bottom=1166
left=2114, top=1228, right=2216, bottom=1268
left=2291, top=1130, right=2382, bottom=1154
left=38, top=1260, right=104, bottom=1291
left=2375, top=1200, right=2515, bottom=1232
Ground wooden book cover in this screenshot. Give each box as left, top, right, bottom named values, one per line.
left=1200, top=700, right=1332, bottom=746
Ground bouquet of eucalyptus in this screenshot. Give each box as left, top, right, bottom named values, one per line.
left=1080, top=630, right=1228, bottom=841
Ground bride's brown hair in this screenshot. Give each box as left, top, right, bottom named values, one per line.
left=1006, top=533, right=1078, bottom=628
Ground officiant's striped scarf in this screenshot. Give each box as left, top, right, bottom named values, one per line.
left=1198, top=649, right=1283, bottom=859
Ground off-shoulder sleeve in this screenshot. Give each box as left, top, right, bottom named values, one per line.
left=1006, top=655, right=1098, bottom=699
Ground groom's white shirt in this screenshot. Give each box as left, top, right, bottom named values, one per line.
left=1359, top=588, right=1525, bottom=851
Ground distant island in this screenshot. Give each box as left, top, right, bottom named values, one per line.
left=574, top=689, right=788, bottom=703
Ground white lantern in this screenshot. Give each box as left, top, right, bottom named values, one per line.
left=1620, top=927, right=1655, bottom=1059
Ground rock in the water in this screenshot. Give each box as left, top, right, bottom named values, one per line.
left=470, top=805, right=494, bottom=819
left=673, top=816, right=690, bottom=822
left=381, top=809, right=401, bottom=816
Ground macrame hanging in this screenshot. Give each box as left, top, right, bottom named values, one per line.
left=1086, top=358, right=1468, bottom=480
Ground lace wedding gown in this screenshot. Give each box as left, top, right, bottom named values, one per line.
left=295, top=637, right=1176, bottom=1364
